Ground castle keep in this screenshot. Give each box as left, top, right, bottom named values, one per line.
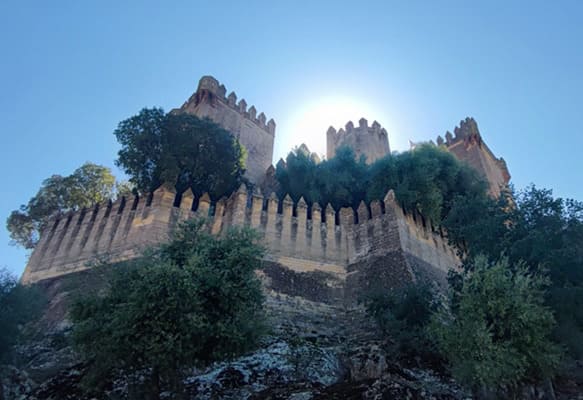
left=21, top=76, right=510, bottom=301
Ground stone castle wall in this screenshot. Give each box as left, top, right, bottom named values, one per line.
left=326, top=118, right=390, bottom=163
left=21, top=186, right=459, bottom=298
left=22, top=76, right=515, bottom=303
left=172, top=76, right=275, bottom=184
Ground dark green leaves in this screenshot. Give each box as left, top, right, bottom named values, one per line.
left=276, top=143, right=487, bottom=225
left=114, top=109, right=246, bottom=199
left=430, top=257, right=561, bottom=391
left=70, top=220, right=265, bottom=394
left=0, top=268, right=44, bottom=362
left=6, top=162, right=116, bottom=249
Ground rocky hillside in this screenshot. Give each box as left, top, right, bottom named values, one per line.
left=2, top=276, right=581, bottom=399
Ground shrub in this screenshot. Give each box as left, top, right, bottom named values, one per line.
left=70, top=220, right=265, bottom=398
left=430, top=256, right=561, bottom=395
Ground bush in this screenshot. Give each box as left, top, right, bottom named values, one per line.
left=430, top=256, right=561, bottom=395
left=363, top=283, right=440, bottom=360
left=0, top=268, right=44, bottom=364
left=70, top=220, right=265, bottom=398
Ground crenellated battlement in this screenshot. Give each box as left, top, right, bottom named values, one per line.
left=21, top=184, right=458, bottom=288
left=436, top=117, right=481, bottom=147
left=21, top=77, right=514, bottom=302
left=179, top=76, right=276, bottom=135
left=326, top=118, right=390, bottom=163
left=435, top=117, right=510, bottom=197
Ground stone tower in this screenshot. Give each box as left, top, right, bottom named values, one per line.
left=326, top=118, right=390, bottom=163
left=437, top=117, right=510, bottom=197
left=172, top=76, right=275, bottom=184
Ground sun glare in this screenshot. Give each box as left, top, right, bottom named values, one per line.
left=276, top=96, right=387, bottom=161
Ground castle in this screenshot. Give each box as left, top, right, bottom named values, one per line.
left=21, top=76, right=510, bottom=302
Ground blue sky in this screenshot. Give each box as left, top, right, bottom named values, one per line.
left=1, top=1, right=582, bottom=277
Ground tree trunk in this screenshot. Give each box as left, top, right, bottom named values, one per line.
left=543, top=378, right=556, bottom=400
left=146, top=367, right=161, bottom=400
left=170, top=367, right=185, bottom=400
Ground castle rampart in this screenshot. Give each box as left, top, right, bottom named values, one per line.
left=171, top=76, right=275, bottom=184
left=21, top=77, right=514, bottom=303
left=327, top=118, right=390, bottom=163
left=21, top=186, right=460, bottom=299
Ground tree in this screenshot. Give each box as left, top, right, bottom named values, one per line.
left=367, top=144, right=487, bottom=225
left=0, top=268, right=44, bottom=362
left=442, top=190, right=511, bottom=258
left=318, top=146, right=368, bottom=210
left=430, top=256, right=560, bottom=396
left=70, top=220, right=265, bottom=399
left=443, top=185, right=583, bottom=358
left=363, top=282, right=439, bottom=360
left=6, top=162, right=116, bottom=249
left=275, top=143, right=488, bottom=225
left=114, top=108, right=246, bottom=199
left=276, top=146, right=368, bottom=209
left=275, top=145, right=319, bottom=204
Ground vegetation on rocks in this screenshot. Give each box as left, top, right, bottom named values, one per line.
left=69, top=220, right=265, bottom=399
left=0, top=268, right=45, bottom=399
left=362, top=283, right=439, bottom=361
left=430, top=256, right=561, bottom=396
left=366, top=184, right=583, bottom=396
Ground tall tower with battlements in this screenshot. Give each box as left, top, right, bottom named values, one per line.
left=172, top=76, right=275, bottom=184
left=326, top=118, right=390, bottom=163
left=437, top=117, right=510, bottom=197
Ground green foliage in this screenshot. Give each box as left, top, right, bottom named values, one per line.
left=70, top=220, right=265, bottom=396
left=276, top=144, right=487, bottom=224
left=114, top=108, right=246, bottom=198
left=444, top=185, right=583, bottom=358
left=363, top=283, right=439, bottom=358
left=0, top=268, right=44, bottom=363
left=275, top=145, right=320, bottom=204
left=318, top=146, right=368, bottom=210
left=276, top=145, right=367, bottom=209
left=430, top=256, right=561, bottom=393
left=6, top=162, right=116, bottom=249
left=442, top=190, right=511, bottom=258
left=367, top=144, right=487, bottom=224
left=114, top=180, right=138, bottom=199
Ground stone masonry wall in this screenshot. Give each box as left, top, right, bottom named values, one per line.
left=22, top=184, right=460, bottom=303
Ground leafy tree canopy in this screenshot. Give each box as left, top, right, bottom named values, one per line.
left=70, top=220, right=265, bottom=397
left=430, top=256, right=561, bottom=394
left=6, top=162, right=116, bottom=249
left=276, top=143, right=487, bottom=224
left=443, top=185, right=583, bottom=357
left=114, top=108, right=246, bottom=199
left=276, top=146, right=367, bottom=210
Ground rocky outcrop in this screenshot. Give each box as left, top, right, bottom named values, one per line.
left=5, top=291, right=468, bottom=400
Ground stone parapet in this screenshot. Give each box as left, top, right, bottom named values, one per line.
left=22, top=187, right=459, bottom=289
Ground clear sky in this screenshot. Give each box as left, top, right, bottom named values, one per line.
left=1, top=1, right=582, bottom=278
